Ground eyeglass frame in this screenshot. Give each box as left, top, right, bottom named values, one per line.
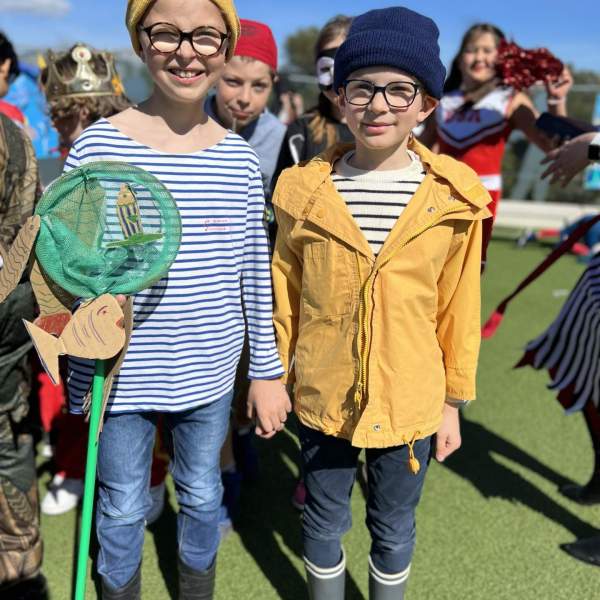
left=341, top=79, right=422, bottom=109
left=139, top=22, right=230, bottom=57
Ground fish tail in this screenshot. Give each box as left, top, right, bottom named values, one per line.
left=23, top=319, right=62, bottom=385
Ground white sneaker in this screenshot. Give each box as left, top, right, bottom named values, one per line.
left=145, top=481, right=166, bottom=526
left=41, top=474, right=84, bottom=515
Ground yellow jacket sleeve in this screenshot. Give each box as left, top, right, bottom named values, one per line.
left=436, top=217, right=483, bottom=401
left=271, top=207, right=302, bottom=384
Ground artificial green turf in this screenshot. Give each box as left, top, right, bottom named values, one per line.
left=38, top=239, right=600, bottom=599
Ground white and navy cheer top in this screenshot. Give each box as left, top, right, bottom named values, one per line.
left=64, top=118, right=284, bottom=414
left=436, top=86, right=515, bottom=195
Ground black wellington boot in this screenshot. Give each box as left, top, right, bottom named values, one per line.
left=101, top=566, right=141, bottom=600
left=561, top=408, right=600, bottom=505
left=368, top=557, right=409, bottom=600
left=561, top=534, right=600, bottom=567
left=178, top=557, right=216, bottom=600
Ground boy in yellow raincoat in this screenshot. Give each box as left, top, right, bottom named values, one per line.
left=271, top=7, right=492, bottom=599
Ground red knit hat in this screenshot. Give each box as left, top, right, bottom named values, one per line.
left=235, top=19, right=278, bottom=72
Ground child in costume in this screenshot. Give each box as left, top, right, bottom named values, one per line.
left=205, top=18, right=284, bottom=201
left=422, top=23, right=572, bottom=268
left=271, top=7, right=491, bottom=598
left=484, top=132, right=600, bottom=566
left=64, top=1, right=290, bottom=597
left=41, top=44, right=130, bottom=156
left=0, top=112, right=47, bottom=598
left=37, top=44, right=171, bottom=520
left=273, top=15, right=353, bottom=180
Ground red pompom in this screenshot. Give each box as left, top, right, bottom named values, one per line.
left=496, top=40, right=564, bottom=90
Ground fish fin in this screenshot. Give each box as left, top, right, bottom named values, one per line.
left=0, top=215, right=40, bottom=303
left=30, top=258, right=75, bottom=323
left=33, top=312, right=72, bottom=336
left=23, top=319, right=62, bottom=385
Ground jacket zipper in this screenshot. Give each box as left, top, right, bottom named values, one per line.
left=354, top=202, right=469, bottom=407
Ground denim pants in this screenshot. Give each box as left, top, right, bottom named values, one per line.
left=299, top=423, right=431, bottom=575
left=96, top=389, right=232, bottom=590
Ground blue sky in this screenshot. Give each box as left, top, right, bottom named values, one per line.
left=1, top=0, right=599, bottom=71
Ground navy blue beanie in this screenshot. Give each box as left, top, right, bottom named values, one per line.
left=333, top=7, right=446, bottom=99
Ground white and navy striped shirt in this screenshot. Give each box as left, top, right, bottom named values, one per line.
left=332, top=151, right=426, bottom=255
left=64, top=118, right=283, bottom=414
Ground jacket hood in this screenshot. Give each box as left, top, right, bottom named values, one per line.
left=273, top=138, right=492, bottom=218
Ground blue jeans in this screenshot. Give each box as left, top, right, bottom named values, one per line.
left=96, top=390, right=232, bottom=590
left=299, top=423, right=432, bottom=575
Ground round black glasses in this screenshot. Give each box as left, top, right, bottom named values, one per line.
left=140, top=22, right=229, bottom=57
left=343, top=79, right=421, bottom=109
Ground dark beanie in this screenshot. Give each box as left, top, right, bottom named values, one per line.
left=333, top=7, right=446, bottom=99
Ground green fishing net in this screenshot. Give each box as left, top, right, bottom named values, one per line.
left=34, top=161, right=181, bottom=298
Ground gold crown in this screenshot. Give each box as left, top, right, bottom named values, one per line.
left=42, top=44, right=124, bottom=101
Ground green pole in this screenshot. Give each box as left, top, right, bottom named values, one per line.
left=74, top=359, right=105, bottom=600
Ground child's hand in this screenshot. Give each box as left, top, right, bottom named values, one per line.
left=541, top=131, right=596, bottom=186
left=544, top=66, right=573, bottom=106
left=247, top=379, right=292, bottom=440
left=435, top=403, right=461, bottom=462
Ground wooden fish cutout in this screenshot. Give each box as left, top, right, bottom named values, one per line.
left=0, top=215, right=40, bottom=303
left=0, top=212, right=134, bottom=422
left=107, top=184, right=162, bottom=248
left=24, top=293, right=126, bottom=386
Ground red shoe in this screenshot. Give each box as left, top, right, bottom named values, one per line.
left=291, top=479, right=306, bottom=511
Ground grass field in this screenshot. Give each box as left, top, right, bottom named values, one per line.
left=37, top=238, right=600, bottom=599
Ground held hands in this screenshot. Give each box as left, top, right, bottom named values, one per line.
left=247, top=378, right=292, bottom=440
left=541, top=131, right=597, bottom=186
left=435, top=403, right=461, bottom=462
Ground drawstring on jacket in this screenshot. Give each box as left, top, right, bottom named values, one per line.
left=404, top=431, right=421, bottom=475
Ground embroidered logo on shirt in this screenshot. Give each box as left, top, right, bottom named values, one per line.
left=201, top=218, right=231, bottom=232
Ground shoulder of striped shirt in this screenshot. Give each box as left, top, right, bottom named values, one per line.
left=71, top=122, right=261, bottom=170
left=331, top=160, right=426, bottom=181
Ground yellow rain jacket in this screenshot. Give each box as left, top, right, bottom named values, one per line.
left=271, top=139, right=492, bottom=450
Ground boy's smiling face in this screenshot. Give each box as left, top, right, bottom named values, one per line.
left=215, top=56, right=274, bottom=130
left=338, top=66, right=437, bottom=153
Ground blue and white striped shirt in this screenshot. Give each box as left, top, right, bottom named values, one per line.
left=64, top=118, right=284, bottom=414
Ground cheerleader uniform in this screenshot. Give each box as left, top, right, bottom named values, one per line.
left=436, top=86, right=515, bottom=264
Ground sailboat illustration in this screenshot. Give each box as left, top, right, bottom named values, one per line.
left=107, top=184, right=163, bottom=248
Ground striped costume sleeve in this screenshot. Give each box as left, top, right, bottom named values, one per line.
left=63, top=144, right=81, bottom=172
left=242, top=165, right=284, bottom=380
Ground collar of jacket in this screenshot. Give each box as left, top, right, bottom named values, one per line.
left=274, top=137, right=492, bottom=260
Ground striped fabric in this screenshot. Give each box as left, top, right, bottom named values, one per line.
left=64, top=118, right=283, bottom=414
left=332, top=151, right=426, bottom=255
left=521, top=254, right=600, bottom=414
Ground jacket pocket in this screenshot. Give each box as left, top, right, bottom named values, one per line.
left=301, top=241, right=353, bottom=317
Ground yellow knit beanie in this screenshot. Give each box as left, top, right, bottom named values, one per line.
left=126, top=0, right=240, bottom=59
